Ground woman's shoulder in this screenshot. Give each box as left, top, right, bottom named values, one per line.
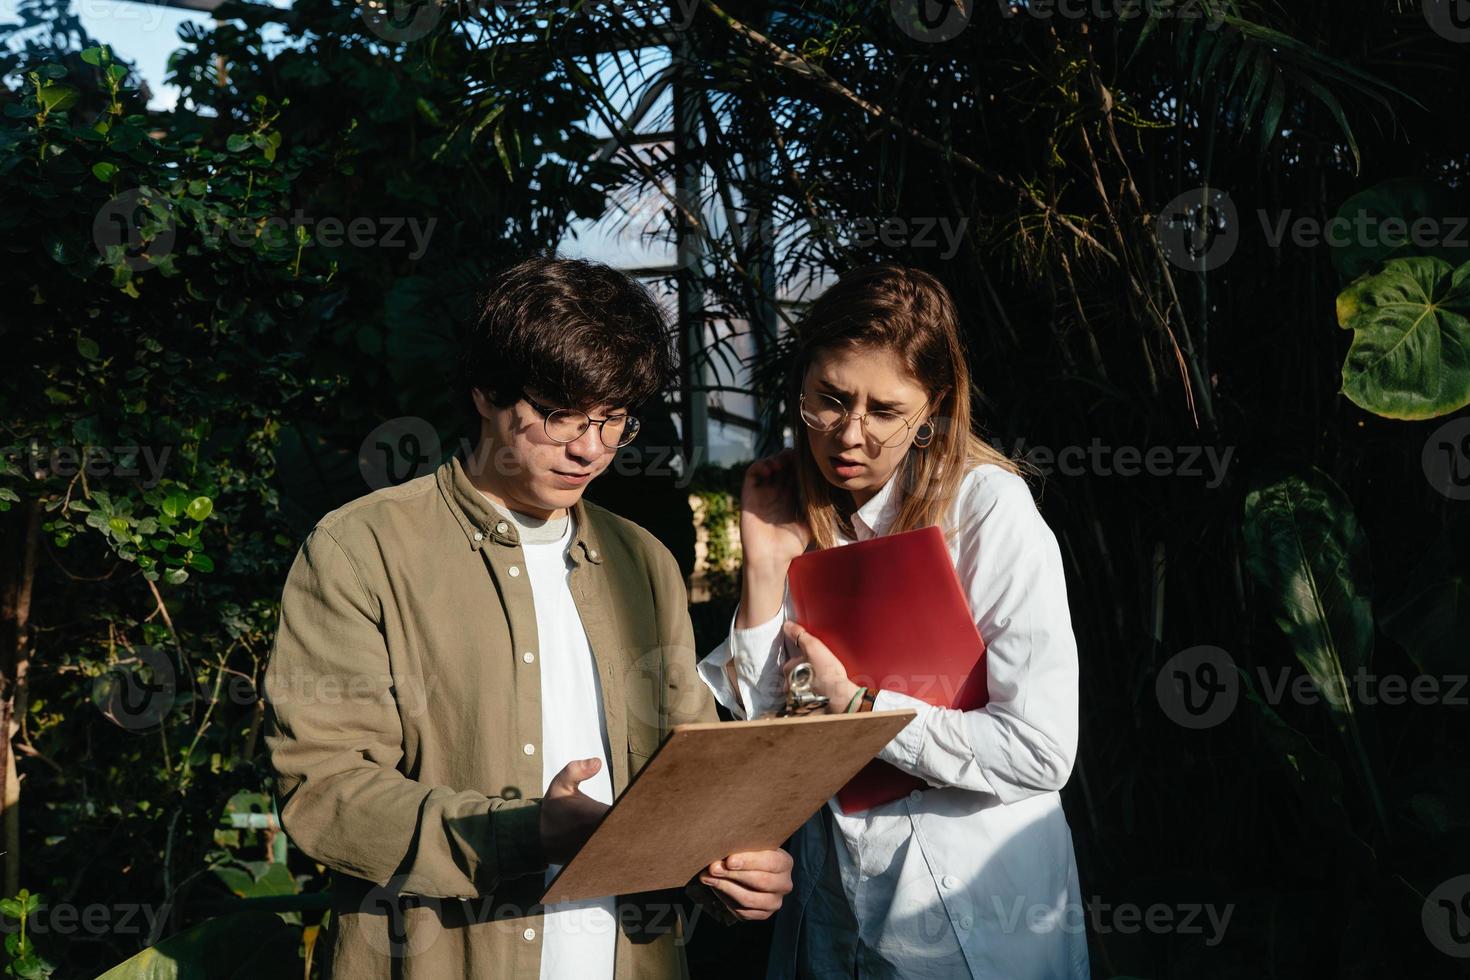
left=945, top=461, right=1046, bottom=537
left=955, top=461, right=1036, bottom=508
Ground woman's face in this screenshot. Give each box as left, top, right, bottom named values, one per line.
left=801, top=346, right=931, bottom=506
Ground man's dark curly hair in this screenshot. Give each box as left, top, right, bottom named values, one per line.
left=464, top=255, right=677, bottom=414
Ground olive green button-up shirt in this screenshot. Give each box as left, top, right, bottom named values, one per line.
left=263, top=456, right=719, bottom=979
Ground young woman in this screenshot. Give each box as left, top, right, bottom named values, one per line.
left=695, top=264, right=1089, bottom=979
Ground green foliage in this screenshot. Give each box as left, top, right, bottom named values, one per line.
left=1329, top=179, right=1470, bottom=281
left=0, top=891, right=52, bottom=979
left=3, top=1, right=1468, bottom=977
left=691, top=488, right=740, bottom=602
left=94, top=910, right=301, bottom=980
left=0, top=39, right=333, bottom=977
left=1327, top=179, right=1470, bottom=420
left=0, top=6, right=598, bottom=973
left=1243, top=469, right=1385, bottom=829
left=584, top=3, right=1470, bottom=974
left=1335, top=257, right=1470, bottom=420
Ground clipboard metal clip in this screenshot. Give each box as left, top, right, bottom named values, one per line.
left=777, top=661, right=829, bottom=717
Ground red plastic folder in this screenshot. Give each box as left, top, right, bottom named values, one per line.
left=787, top=525, right=989, bottom=813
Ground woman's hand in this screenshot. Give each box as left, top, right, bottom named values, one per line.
left=739, top=449, right=812, bottom=568
left=780, top=621, right=861, bottom=713
left=736, top=450, right=812, bottom=628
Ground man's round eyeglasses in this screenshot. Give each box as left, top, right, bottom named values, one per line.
left=523, top=394, right=641, bottom=449
left=798, top=392, right=926, bottom=448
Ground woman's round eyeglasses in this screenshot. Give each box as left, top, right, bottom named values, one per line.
left=523, top=394, right=641, bottom=449
left=798, top=392, right=926, bottom=448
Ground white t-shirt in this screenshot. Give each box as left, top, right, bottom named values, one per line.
left=486, top=498, right=617, bottom=980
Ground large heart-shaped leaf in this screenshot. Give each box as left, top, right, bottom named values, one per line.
left=95, top=910, right=300, bottom=980
left=1243, top=469, right=1385, bottom=827
left=1330, top=178, right=1469, bottom=281
left=1336, top=257, right=1470, bottom=420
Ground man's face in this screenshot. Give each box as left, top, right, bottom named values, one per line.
left=470, top=388, right=625, bottom=519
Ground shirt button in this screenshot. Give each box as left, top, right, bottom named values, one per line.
left=941, top=874, right=958, bottom=890
left=522, top=927, right=536, bottom=941
left=909, top=790, right=923, bottom=802
left=472, top=531, right=484, bottom=542
left=523, top=651, right=535, bottom=663
left=523, top=743, right=535, bottom=755
left=508, top=566, right=521, bottom=577
left=588, top=549, right=598, bottom=559
left=495, top=521, right=509, bottom=534
left=959, top=915, right=973, bottom=930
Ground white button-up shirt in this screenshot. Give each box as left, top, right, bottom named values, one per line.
left=697, top=463, right=1090, bottom=979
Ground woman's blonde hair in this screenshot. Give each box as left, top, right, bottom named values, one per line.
left=789, top=264, right=1020, bottom=549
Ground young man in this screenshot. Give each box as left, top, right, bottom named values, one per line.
left=263, top=257, right=793, bottom=979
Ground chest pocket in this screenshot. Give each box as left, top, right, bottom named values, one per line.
left=623, top=663, right=665, bottom=761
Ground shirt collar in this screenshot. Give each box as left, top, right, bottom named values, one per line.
left=436, top=454, right=604, bottom=564
left=850, top=473, right=903, bottom=541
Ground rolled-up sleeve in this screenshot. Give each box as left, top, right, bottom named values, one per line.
left=872, top=472, right=1080, bottom=804
left=697, top=605, right=789, bottom=720
left=264, top=527, right=546, bottom=899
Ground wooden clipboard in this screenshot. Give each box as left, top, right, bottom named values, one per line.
left=540, top=709, right=916, bottom=905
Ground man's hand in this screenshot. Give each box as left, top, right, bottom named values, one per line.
left=539, top=758, right=610, bottom=866
left=695, top=848, right=794, bottom=921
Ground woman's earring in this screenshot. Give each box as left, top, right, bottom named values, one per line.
left=913, top=420, right=935, bottom=449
